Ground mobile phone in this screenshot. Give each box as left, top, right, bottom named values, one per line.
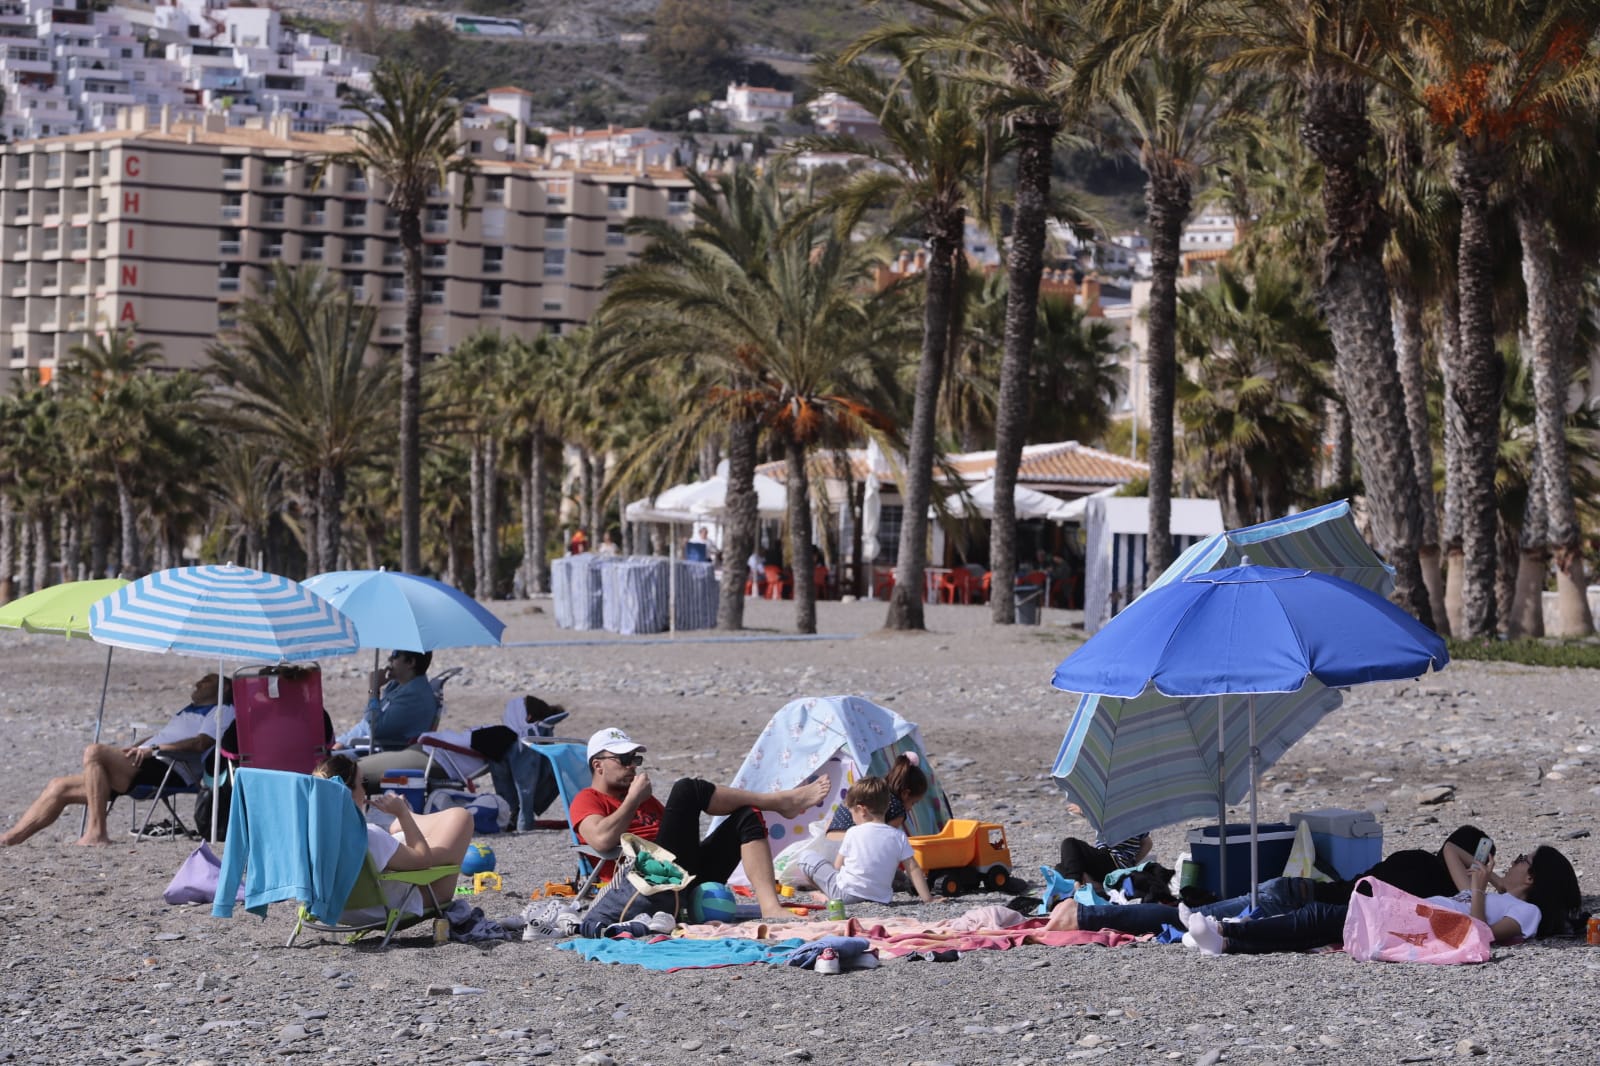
left=1472, top=838, right=1493, bottom=865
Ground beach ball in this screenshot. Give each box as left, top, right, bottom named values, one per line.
left=692, top=881, right=739, bottom=923
left=461, top=841, right=496, bottom=876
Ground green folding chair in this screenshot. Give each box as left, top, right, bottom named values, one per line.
left=287, top=853, right=459, bottom=949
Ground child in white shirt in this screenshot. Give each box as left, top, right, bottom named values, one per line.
left=800, top=776, right=936, bottom=905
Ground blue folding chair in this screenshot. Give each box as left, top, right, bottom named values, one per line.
left=523, top=740, right=619, bottom=900
left=123, top=753, right=204, bottom=840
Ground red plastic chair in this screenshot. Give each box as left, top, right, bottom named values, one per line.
left=873, top=568, right=896, bottom=599
left=938, top=570, right=976, bottom=604
left=764, top=564, right=792, bottom=600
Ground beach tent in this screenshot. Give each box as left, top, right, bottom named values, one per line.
left=713, top=695, right=953, bottom=861
left=1082, top=496, right=1225, bottom=634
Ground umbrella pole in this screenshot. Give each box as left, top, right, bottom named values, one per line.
left=1216, top=694, right=1227, bottom=901
left=1249, top=694, right=1260, bottom=910
left=210, top=661, right=225, bottom=844
left=669, top=528, right=678, bottom=635
left=80, top=645, right=116, bottom=836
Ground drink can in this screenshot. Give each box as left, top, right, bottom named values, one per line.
left=433, top=917, right=449, bottom=945
left=826, top=898, right=847, bottom=921
left=1587, top=916, right=1600, bottom=946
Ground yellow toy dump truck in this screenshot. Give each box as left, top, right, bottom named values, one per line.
left=908, top=819, right=1013, bottom=896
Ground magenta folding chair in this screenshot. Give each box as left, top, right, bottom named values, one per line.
left=228, top=665, right=330, bottom=774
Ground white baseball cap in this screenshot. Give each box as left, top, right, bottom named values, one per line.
left=586, top=727, right=646, bottom=761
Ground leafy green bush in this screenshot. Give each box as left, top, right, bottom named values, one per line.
left=1446, top=637, right=1600, bottom=670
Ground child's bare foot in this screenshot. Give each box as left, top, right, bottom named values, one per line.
left=776, top=778, right=831, bottom=819
left=1045, top=899, right=1079, bottom=931
left=74, top=834, right=111, bottom=846
left=761, top=907, right=802, bottom=921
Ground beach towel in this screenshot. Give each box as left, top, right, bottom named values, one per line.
left=557, top=936, right=806, bottom=970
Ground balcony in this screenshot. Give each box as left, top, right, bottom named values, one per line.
left=305, top=210, right=326, bottom=225
left=344, top=215, right=367, bottom=229
left=482, top=260, right=502, bottom=275
left=606, top=196, right=628, bottom=212
left=222, top=167, right=243, bottom=183
left=221, top=204, right=243, bottom=220
left=423, top=219, right=448, bottom=235
left=383, top=250, right=402, bottom=267
left=341, top=249, right=366, bottom=265
left=263, top=209, right=286, bottom=223
left=264, top=245, right=284, bottom=259
left=425, top=290, right=444, bottom=305
left=485, top=188, right=504, bottom=203
left=304, top=246, right=324, bottom=261
left=263, top=172, right=287, bottom=187
left=668, top=200, right=691, bottom=215
left=219, top=240, right=241, bottom=256
left=382, top=288, right=403, bottom=302
left=423, top=254, right=446, bottom=270
left=349, top=286, right=365, bottom=301
left=218, top=277, right=240, bottom=292
left=480, top=295, right=501, bottom=309
left=345, top=177, right=367, bottom=193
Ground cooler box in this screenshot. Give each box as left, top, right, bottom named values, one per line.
left=380, top=768, right=428, bottom=813
left=1291, top=808, right=1383, bottom=880
left=1185, top=822, right=1297, bottom=899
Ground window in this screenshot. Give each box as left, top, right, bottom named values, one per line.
left=219, top=228, right=242, bottom=256
left=480, top=282, right=501, bottom=309
left=544, top=219, right=566, bottom=242
left=425, top=279, right=445, bottom=305
left=605, top=223, right=626, bottom=247
left=382, top=282, right=403, bottom=302
left=42, top=230, right=59, bottom=252
left=668, top=188, right=690, bottom=215
left=15, top=155, right=29, bottom=181
left=424, top=247, right=446, bottom=269
left=304, top=198, right=326, bottom=225
left=542, top=299, right=561, bottom=312
left=345, top=173, right=367, bottom=192
left=222, top=157, right=244, bottom=182
left=544, top=179, right=568, bottom=206
left=218, top=265, right=241, bottom=292
left=45, top=154, right=61, bottom=180
left=344, top=202, right=366, bottom=228
left=874, top=504, right=904, bottom=565
left=264, top=163, right=287, bottom=187
left=264, top=240, right=284, bottom=259
left=221, top=193, right=243, bottom=220
left=424, top=207, right=448, bottom=235
left=263, top=197, right=286, bottom=224
left=606, top=183, right=628, bottom=211
left=481, top=246, right=503, bottom=274
left=303, top=235, right=325, bottom=261
left=485, top=176, right=506, bottom=203
left=543, top=249, right=565, bottom=277
left=341, top=241, right=365, bottom=265
left=383, top=242, right=401, bottom=266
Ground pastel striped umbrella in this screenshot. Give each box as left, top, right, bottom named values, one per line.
left=89, top=565, right=360, bottom=662
left=90, top=564, right=360, bottom=840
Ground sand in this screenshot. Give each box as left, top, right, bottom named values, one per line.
left=1, top=597, right=1596, bottom=1065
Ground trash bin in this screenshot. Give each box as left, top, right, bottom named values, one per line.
left=1015, top=585, right=1043, bottom=625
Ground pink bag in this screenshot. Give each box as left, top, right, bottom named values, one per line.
left=1341, top=876, right=1493, bottom=964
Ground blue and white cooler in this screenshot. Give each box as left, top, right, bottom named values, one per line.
left=1290, top=808, right=1383, bottom=880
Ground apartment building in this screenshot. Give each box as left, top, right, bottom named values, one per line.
left=0, top=109, right=699, bottom=380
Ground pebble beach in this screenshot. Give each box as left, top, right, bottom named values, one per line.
left=2, top=597, right=1597, bottom=1066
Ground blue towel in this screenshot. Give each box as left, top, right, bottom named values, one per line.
left=212, top=768, right=368, bottom=924
left=557, top=936, right=805, bottom=970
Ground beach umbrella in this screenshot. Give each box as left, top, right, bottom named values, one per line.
left=302, top=569, right=506, bottom=652
left=1051, top=563, right=1447, bottom=904
left=90, top=564, right=362, bottom=840
left=0, top=578, right=129, bottom=745
left=1051, top=501, right=1393, bottom=870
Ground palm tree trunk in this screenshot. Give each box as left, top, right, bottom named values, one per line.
left=399, top=209, right=425, bottom=574
left=113, top=465, right=141, bottom=579
left=1391, top=283, right=1448, bottom=634
left=88, top=500, right=111, bottom=581
left=469, top=436, right=486, bottom=597
left=717, top=413, right=758, bottom=631
left=484, top=435, right=500, bottom=598
left=1511, top=434, right=1547, bottom=638
left=1143, top=170, right=1192, bottom=582
left=30, top=509, right=49, bottom=591
left=529, top=426, right=550, bottom=595
left=1300, top=76, right=1432, bottom=627
left=784, top=438, right=817, bottom=635
left=577, top=448, right=595, bottom=535
left=317, top=465, right=343, bottom=574
left=17, top=515, right=32, bottom=596
left=887, top=223, right=962, bottom=631
left=1, top=495, right=17, bottom=600
left=1438, top=293, right=1465, bottom=633
left=990, top=114, right=1058, bottom=625
left=1448, top=148, right=1505, bottom=638
left=1517, top=202, right=1593, bottom=636
left=1326, top=399, right=1352, bottom=491
left=61, top=508, right=80, bottom=582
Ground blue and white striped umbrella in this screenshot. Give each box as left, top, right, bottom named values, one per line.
left=89, top=564, right=361, bottom=662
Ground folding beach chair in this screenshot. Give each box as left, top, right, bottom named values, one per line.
left=230, top=664, right=330, bottom=774
left=124, top=752, right=205, bottom=839
left=524, top=739, right=619, bottom=900
left=213, top=768, right=458, bottom=950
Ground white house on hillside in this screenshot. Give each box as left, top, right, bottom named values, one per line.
left=722, top=81, right=792, bottom=124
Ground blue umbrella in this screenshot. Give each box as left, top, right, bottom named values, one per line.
left=301, top=569, right=505, bottom=651
left=1052, top=563, right=1447, bottom=903
left=90, top=564, right=362, bottom=840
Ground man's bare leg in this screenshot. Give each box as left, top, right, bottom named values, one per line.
left=78, top=745, right=137, bottom=846
left=739, top=838, right=792, bottom=920
left=2, top=776, right=87, bottom=845
left=706, top=777, right=831, bottom=820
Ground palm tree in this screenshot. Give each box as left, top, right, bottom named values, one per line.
left=324, top=63, right=476, bottom=574
left=1176, top=264, right=1335, bottom=528
left=1187, top=0, right=1433, bottom=626
left=207, top=438, right=284, bottom=570
left=1089, top=51, right=1261, bottom=590
left=1026, top=294, right=1127, bottom=446
left=207, top=263, right=396, bottom=574
left=438, top=330, right=514, bottom=597
left=800, top=51, right=997, bottom=631
left=61, top=327, right=166, bottom=578
left=1390, top=0, right=1599, bottom=635
left=502, top=333, right=564, bottom=596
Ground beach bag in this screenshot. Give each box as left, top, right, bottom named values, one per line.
left=424, top=789, right=510, bottom=834
left=1342, top=876, right=1493, bottom=965
left=579, top=834, right=695, bottom=937
left=163, top=843, right=245, bottom=906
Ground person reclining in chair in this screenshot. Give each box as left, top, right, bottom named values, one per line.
left=330, top=650, right=439, bottom=789
left=569, top=727, right=830, bottom=921
left=2, top=675, right=233, bottom=847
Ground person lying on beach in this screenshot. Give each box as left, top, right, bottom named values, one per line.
left=800, top=776, right=939, bottom=906
left=2, top=675, right=233, bottom=847
left=823, top=752, right=928, bottom=840
left=312, top=754, right=472, bottom=918
left=569, top=727, right=830, bottom=921
left=1178, top=844, right=1580, bottom=955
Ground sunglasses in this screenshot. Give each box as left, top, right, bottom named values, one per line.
left=1511, top=854, right=1530, bottom=868
left=599, top=752, right=645, bottom=768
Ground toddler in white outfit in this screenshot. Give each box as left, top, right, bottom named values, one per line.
left=800, top=776, right=937, bottom=905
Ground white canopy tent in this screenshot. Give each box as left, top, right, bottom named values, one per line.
left=956, top=477, right=1067, bottom=521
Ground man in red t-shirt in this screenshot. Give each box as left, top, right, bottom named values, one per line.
left=570, top=727, right=829, bottom=921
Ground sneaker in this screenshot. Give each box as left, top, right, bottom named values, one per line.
left=844, top=951, right=880, bottom=971
left=555, top=909, right=583, bottom=937
left=604, top=919, right=651, bottom=939
left=813, top=948, right=842, bottom=974
left=645, top=911, right=677, bottom=935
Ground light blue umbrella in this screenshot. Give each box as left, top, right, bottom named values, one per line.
left=90, top=564, right=362, bottom=839
left=302, top=569, right=505, bottom=651
left=1052, top=562, right=1447, bottom=903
